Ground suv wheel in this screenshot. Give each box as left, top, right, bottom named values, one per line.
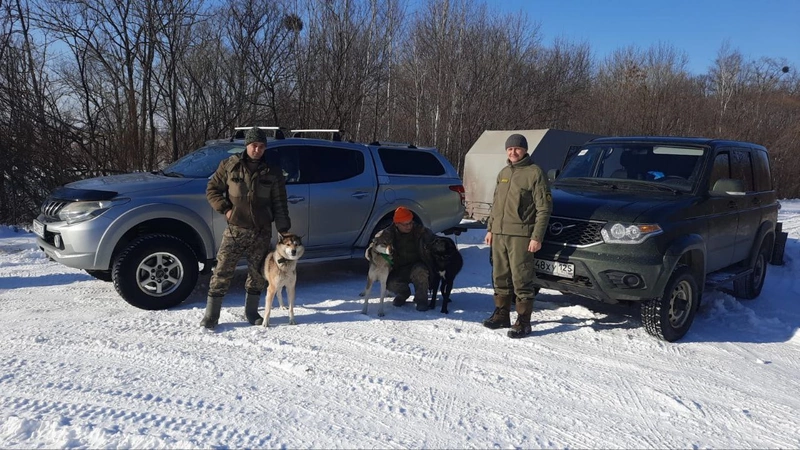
left=733, top=239, right=769, bottom=300
left=641, top=266, right=699, bottom=342
left=112, top=234, right=198, bottom=310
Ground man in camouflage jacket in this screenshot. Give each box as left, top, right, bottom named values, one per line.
left=200, top=127, right=291, bottom=329
left=483, top=134, right=552, bottom=338
left=373, top=206, right=435, bottom=312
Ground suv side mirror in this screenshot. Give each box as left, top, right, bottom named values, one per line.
left=547, top=168, right=560, bottom=182
left=711, top=178, right=745, bottom=195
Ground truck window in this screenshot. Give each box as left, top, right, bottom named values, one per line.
left=378, top=149, right=445, bottom=176
left=303, top=146, right=365, bottom=183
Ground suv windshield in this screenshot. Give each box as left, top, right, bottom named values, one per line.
left=163, top=144, right=244, bottom=178
left=557, top=143, right=706, bottom=191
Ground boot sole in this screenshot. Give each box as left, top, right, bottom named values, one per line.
left=483, top=321, right=511, bottom=329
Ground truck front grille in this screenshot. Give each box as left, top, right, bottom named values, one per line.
left=40, top=199, right=70, bottom=221
left=544, top=216, right=605, bottom=247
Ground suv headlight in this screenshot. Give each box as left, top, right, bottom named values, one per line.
left=58, top=199, right=128, bottom=224
left=601, top=223, right=662, bottom=244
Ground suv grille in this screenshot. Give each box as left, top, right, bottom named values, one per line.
left=544, top=216, right=605, bottom=247
left=41, top=199, right=70, bottom=221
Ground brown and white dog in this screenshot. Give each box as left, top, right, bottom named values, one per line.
left=262, top=234, right=305, bottom=327
left=359, top=231, right=393, bottom=317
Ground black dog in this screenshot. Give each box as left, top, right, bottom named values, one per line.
left=425, top=236, right=463, bottom=314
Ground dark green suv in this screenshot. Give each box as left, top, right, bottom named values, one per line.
left=538, top=137, right=782, bottom=341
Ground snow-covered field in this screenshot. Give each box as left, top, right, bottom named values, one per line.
left=1, top=202, right=799, bottom=449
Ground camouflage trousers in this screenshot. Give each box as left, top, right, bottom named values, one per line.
left=491, top=233, right=539, bottom=299
left=208, top=225, right=271, bottom=298
left=387, top=262, right=429, bottom=303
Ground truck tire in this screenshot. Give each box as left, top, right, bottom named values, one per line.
left=85, top=270, right=112, bottom=282
left=733, top=239, right=769, bottom=299
left=641, top=266, right=699, bottom=342
left=112, top=234, right=198, bottom=310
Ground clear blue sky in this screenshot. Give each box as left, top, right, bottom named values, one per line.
left=496, top=0, right=800, bottom=74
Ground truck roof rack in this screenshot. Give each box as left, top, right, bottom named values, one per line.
left=290, top=129, right=344, bottom=141
left=369, top=141, right=417, bottom=149
left=231, top=126, right=286, bottom=140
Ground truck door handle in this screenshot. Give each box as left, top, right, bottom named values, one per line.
left=351, top=191, right=369, bottom=199
left=287, top=196, right=306, bottom=204
left=728, top=201, right=737, bottom=209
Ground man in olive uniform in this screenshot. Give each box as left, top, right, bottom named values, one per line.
left=374, top=206, right=435, bottom=312
left=200, top=127, right=292, bottom=329
left=483, top=134, right=552, bottom=338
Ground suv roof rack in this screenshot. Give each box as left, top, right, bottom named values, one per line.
left=232, top=126, right=286, bottom=140
left=369, top=141, right=417, bottom=149
left=290, top=129, right=344, bottom=141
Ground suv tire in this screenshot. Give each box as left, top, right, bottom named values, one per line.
left=85, top=270, right=112, bottom=282
left=112, top=234, right=198, bottom=310
left=641, top=266, right=699, bottom=342
left=733, top=239, right=769, bottom=300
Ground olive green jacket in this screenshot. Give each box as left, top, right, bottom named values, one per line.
left=374, top=222, right=435, bottom=269
left=486, top=154, right=552, bottom=242
left=206, top=152, right=291, bottom=233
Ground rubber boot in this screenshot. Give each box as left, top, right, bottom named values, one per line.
left=508, top=298, right=533, bottom=338
left=482, top=294, right=512, bottom=329
left=244, top=292, right=263, bottom=326
left=200, top=296, right=223, bottom=329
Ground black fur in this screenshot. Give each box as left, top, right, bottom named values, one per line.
left=425, top=236, right=463, bottom=314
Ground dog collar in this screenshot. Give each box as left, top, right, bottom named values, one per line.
left=277, top=257, right=288, bottom=265
left=380, top=253, right=393, bottom=265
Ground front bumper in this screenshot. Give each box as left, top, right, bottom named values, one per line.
left=34, top=215, right=112, bottom=270
left=534, top=243, right=669, bottom=303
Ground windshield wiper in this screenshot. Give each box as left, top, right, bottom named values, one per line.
left=160, top=171, right=185, bottom=178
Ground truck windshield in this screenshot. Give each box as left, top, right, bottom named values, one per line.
left=163, top=145, right=244, bottom=178
left=557, top=144, right=706, bottom=191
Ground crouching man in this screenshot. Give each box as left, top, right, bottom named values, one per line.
left=375, top=207, right=435, bottom=311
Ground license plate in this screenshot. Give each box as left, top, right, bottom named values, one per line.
left=534, top=258, right=574, bottom=279
left=32, top=219, right=45, bottom=239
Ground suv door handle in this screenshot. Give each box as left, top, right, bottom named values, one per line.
left=727, top=201, right=737, bottom=209
left=287, top=196, right=306, bottom=204
left=351, top=191, right=370, bottom=199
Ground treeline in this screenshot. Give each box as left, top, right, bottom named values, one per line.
left=1, top=0, right=799, bottom=225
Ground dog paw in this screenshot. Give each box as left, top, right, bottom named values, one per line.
left=289, top=319, right=297, bottom=325
left=280, top=306, right=288, bottom=311
left=378, top=311, right=385, bottom=317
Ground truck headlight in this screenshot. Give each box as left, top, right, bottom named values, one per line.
left=58, top=199, right=128, bottom=224
left=601, top=223, right=662, bottom=244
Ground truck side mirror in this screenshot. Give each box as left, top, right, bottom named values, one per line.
left=711, top=178, right=745, bottom=195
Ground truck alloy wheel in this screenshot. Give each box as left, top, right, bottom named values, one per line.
left=113, top=234, right=198, bottom=310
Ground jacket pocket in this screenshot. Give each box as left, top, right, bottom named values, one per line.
left=228, top=177, right=246, bottom=198
left=517, top=188, right=533, bottom=221
left=255, top=179, right=273, bottom=199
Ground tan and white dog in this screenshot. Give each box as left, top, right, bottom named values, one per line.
left=262, top=234, right=305, bottom=327
left=359, top=231, right=393, bottom=317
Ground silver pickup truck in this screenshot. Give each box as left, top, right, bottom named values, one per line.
left=34, top=130, right=466, bottom=310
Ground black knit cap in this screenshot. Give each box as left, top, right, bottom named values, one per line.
left=504, top=133, right=528, bottom=150
left=244, top=127, right=267, bottom=146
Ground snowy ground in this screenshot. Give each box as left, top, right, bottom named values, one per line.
left=1, top=203, right=800, bottom=449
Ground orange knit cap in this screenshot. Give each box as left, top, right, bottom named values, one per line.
left=393, top=206, right=413, bottom=223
